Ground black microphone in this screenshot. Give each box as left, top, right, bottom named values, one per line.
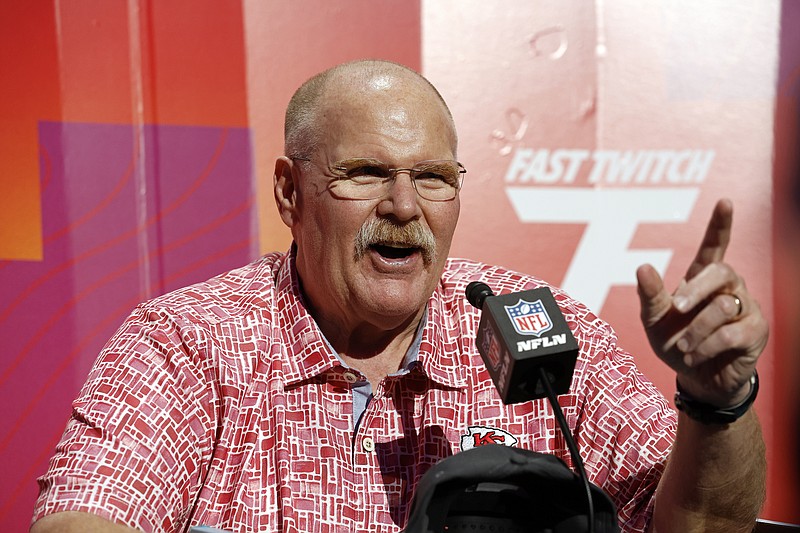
left=465, top=281, right=579, bottom=404
left=465, top=281, right=598, bottom=533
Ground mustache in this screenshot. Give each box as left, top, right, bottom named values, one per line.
left=354, top=219, right=436, bottom=265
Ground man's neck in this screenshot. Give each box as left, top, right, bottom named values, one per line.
left=325, top=310, right=424, bottom=386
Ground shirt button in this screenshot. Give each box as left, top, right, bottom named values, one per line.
left=362, top=437, right=375, bottom=452
left=343, top=372, right=358, bottom=384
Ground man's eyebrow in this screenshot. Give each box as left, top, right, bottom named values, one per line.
left=333, top=157, right=386, bottom=166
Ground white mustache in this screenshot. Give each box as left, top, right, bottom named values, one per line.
left=354, top=219, right=436, bottom=265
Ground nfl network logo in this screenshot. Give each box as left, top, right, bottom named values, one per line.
left=504, top=299, right=553, bottom=337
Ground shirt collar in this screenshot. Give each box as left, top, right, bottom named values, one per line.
left=275, top=248, right=340, bottom=385
left=415, top=282, right=468, bottom=390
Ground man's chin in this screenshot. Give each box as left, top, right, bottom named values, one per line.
left=359, top=284, right=430, bottom=321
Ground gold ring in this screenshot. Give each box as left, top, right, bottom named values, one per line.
left=731, top=294, right=743, bottom=318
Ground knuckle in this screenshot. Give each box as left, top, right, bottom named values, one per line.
left=756, top=315, right=770, bottom=341
left=715, top=262, right=736, bottom=281
left=716, top=293, right=736, bottom=317
left=717, top=325, right=739, bottom=348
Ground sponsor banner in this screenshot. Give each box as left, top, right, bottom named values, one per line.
left=503, top=146, right=708, bottom=312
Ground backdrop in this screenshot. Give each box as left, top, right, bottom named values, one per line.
left=1, top=1, right=798, bottom=530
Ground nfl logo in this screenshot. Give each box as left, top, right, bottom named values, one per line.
left=504, top=299, right=553, bottom=336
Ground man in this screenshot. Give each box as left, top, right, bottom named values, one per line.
left=31, top=60, right=767, bottom=532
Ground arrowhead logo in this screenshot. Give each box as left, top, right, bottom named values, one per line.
left=460, top=426, right=518, bottom=451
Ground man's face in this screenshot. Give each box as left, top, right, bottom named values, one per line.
left=286, top=76, right=460, bottom=334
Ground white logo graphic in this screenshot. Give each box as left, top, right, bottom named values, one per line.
left=504, top=147, right=710, bottom=312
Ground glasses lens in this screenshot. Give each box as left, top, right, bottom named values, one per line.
left=329, top=159, right=391, bottom=199
left=411, top=160, right=462, bottom=200
left=326, top=158, right=464, bottom=200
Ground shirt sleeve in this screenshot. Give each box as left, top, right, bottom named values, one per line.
left=573, top=317, right=677, bottom=533
left=32, top=306, right=219, bottom=532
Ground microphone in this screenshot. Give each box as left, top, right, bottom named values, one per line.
left=465, top=281, right=598, bottom=533
left=465, top=281, right=579, bottom=404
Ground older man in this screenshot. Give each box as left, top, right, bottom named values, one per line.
left=31, top=60, right=767, bottom=532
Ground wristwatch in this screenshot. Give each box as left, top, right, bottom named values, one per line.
left=674, top=371, right=759, bottom=425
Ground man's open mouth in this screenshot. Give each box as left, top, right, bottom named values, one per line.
left=371, top=243, right=419, bottom=260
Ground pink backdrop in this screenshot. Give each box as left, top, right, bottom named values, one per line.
left=1, top=1, right=797, bottom=530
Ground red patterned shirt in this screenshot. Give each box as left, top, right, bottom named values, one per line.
left=34, top=251, right=676, bottom=532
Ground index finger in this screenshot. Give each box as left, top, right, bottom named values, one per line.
left=685, top=198, right=733, bottom=280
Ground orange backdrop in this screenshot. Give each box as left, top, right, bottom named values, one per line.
left=1, top=1, right=797, bottom=530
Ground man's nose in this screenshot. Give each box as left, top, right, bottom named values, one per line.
left=377, top=170, right=422, bottom=220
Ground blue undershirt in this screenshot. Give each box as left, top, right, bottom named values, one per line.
left=326, top=307, right=426, bottom=431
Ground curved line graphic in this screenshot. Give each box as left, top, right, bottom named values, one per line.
left=0, top=237, right=253, bottom=519
left=0, top=192, right=252, bottom=389
left=0, top=236, right=252, bottom=458
left=0, top=293, right=145, bottom=512
left=0, top=421, right=64, bottom=521
left=0, top=128, right=230, bottom=328
left=42, top=132, right=139, bottom=245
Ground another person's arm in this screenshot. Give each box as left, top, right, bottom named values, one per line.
left=637, top=199, right=768, bottom=531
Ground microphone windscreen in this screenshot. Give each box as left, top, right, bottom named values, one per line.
left=466, top=281, right=494, bottom=309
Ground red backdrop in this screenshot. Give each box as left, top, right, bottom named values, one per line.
left=1, top=1, right=796, bottom=530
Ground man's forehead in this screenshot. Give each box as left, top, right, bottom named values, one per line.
left=322, top=69, right=417, bottom=103
left=367, top=73, right=394, bottom=91
left=320, top=75, right=448, bottom=125
left=309, top=64, right=457, bottom=155
left=316, top=98, right=454, bottom=157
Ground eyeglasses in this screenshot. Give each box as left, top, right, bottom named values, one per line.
left=291, top=156, right=466, bottom=201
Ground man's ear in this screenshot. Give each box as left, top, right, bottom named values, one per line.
left=274, top=156, right=298, bottom=228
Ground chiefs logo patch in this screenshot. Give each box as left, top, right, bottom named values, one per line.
left=460, top=425, right=518, bottom=451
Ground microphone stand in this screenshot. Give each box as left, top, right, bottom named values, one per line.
left=538, top=366, right=595, bottom=533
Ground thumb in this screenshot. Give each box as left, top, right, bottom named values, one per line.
left=636, top=264, right=672, bottom=328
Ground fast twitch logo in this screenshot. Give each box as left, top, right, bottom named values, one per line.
left=504, top=147, right=710, bottom=312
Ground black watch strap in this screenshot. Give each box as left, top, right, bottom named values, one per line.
left=674, top=371, right=759, bottom=425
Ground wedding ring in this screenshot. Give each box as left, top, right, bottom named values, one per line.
left=731, top=294, right=743, bottom=318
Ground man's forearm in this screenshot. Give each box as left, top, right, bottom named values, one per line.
left=650, top=410, right=766, bottom=532
left=30, top=511, right=138, bottom=533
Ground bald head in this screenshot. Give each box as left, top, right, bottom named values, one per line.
left=284, top=60, right=457, bottom=158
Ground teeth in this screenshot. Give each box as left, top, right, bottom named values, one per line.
left=373, top=242, right=415, bottom=248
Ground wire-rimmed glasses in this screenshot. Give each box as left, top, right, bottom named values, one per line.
left=292, top=156, right=466, bottom=201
